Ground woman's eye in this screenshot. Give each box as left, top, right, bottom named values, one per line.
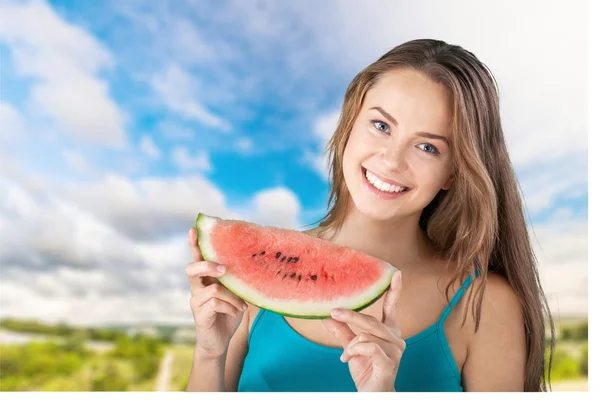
left=418, top=143, right=439, bottom=155
left=372, top=120, right=390, bottom=133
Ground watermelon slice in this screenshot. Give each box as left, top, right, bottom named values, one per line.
left=196, top=212, right=397, bottom=319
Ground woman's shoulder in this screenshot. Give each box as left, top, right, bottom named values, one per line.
left=460, top=271, right=527, bottom=390
left=473, top=271, right=522, bottom=318
left=462, top=270, right=526, bottom=348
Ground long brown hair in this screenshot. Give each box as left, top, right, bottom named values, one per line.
left=315, top=39, right=555, bottom=391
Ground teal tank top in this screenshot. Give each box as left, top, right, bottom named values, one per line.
left=237, top=270, right=479, bottom=392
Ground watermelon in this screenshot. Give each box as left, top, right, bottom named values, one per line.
left=196, top=212, right=397, bottom=319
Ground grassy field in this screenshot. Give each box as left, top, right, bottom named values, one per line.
left=169, top=344, right=196, bottom=391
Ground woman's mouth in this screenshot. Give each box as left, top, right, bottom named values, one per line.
left=362, top=167, right=411, bottom=199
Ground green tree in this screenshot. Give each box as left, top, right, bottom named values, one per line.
left=574, top=321, right=588, bottom=340
left=580, top=343, right=588, bottom=375
left=91, top=363, right=129, bottom=391
left=548, top=349, right=580, bottom=382
left=61, top=330, right=89, bottom=356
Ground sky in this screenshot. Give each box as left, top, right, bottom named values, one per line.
left=0, top=0, right=589, bottom=326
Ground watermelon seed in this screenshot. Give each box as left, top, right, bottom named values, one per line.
left=277, top=270, right=281, bottom=275
left=310, top=275, right=318, bottom=280
left=280, top=257, right=286, bottom=262
left=283, top=273, right=287, bottom=278
left=260, top=251, right=266, bottom=255
left=297, top=274, right=302, bottom=281
left=290, top=273, right=296, bottom=278
left=251, top=253, right=257, bottom=257
left=288, top=257, right=299, bottom=263
left=275, top=252, right=281, bottom=259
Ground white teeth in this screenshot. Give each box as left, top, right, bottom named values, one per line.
left=365, top=170, right=406, bottom=193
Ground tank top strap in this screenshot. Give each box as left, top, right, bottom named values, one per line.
left=437, top=268, right=481, bottom=325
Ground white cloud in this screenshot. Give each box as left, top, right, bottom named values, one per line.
left=236, top=137, right=254, bottom=153
left=156, top=120, right=195, bottom=140
left=0, top=101, right=26, bottom=153
left=140, top=136, right=161, bottom=159
left=171, top=146, right=211, bottom=172
left=304, top=109, right=339, bottom=179
left=303, top=150, right=329, bottom=181
left=530, top=217, right=587, bottom=317
left=150, top=64, right=232, bottom=132
left=0, top=0, right=128, bottom=147
left=518, top=156, right=588, bottom=215
left=0, top=170, right=304, bottom=325
left=62, top=150, right=92, bottom=175
left=314, top=110, right=340, bottom=145
left=248, top=187, right=302, bottom=230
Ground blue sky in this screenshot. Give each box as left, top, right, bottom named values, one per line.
left=0, top=0, right=588, bottom=325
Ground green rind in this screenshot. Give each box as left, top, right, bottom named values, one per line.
left=195, top=212, right=394, bottom=319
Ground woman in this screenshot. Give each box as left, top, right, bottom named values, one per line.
left=184, top=39, right=554, bottom=392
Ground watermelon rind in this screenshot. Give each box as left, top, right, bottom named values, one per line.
left=195, top=212, right=396, bottom=319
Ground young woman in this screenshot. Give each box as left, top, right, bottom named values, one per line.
left=184, top=39, right=554, bottom=392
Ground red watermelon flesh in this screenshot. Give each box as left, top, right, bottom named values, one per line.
left=196, top=212, right=397, bottom=319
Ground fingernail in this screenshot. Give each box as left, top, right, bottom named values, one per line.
left=331, top=308, right=342, bottom=317
left=242, top=303, right=248, bottom=311
left=217, top=265, right=226, bottom=273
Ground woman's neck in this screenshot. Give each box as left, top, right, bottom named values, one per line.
left=326, top=206, right=438, bottom=272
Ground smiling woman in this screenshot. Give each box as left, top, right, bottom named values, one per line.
left=184, top=39, right=555, bottom=392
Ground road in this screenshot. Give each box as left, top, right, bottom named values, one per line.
left=155, top=350, right=174, bottom=391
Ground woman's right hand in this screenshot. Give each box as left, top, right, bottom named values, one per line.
left=186, top=227, right=247, bottom=360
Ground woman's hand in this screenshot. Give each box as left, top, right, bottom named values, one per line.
left=186, top=228, right=247, bottom=360
left=323, top=270, right=405, bottom=392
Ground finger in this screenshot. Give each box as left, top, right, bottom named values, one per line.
left=185, top=261, right=226, bottom=292
left=188, top=227, right=204, bottom=262
left=196, top=298, right=242, bottom=321
left=322, top=318, right=356, bottom=346
left=331, top=309, right=400, bottom=345
left=340, top=332, right=402, bottom=362
left=382, top=270, right=403, bottom=329
left=342, top=342, right=391, bottom=365
left=191, top=283, right=247, bottom=313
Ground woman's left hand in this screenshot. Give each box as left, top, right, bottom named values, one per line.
left=323, top=270, right=405, bottom=392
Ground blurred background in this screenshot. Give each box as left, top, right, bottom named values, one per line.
left=0, top=0, right=588, bottom=392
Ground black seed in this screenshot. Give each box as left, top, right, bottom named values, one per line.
left=291, top=257, right=299, bottom=263
left=310, top=275, right=318, bottom=280
left=298, top=275, right=302, bottom=281
left=276, top=270, right=281, bottom=275
left=281, top=257, right=286, bottom=262
left=252, top=253, right=257, bottom=257
left=275, top=252, right=281, bottom=259
left=283, top=274, right=287, bottom=278
left=290, top=273, right=296, bottom=278
left=260, top=251, right=265, bottom=255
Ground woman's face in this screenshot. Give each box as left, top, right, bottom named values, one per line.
left=342, top=68, right=455, bottom=222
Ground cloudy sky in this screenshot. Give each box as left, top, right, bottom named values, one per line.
left=0, top=0, right=588, bottom=326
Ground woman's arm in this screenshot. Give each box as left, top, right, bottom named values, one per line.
left=461, top=274, right=527, bottom=391
left=187, top=305, right=253, bottom=391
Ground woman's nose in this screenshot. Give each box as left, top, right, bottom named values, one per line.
left=379, top=145, right=408, bottom=173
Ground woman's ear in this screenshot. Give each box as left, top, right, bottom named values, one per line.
left=441, top=175, right=455, bottom=191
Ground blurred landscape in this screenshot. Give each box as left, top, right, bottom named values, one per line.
left=0, top=315, right=588, bottom=392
